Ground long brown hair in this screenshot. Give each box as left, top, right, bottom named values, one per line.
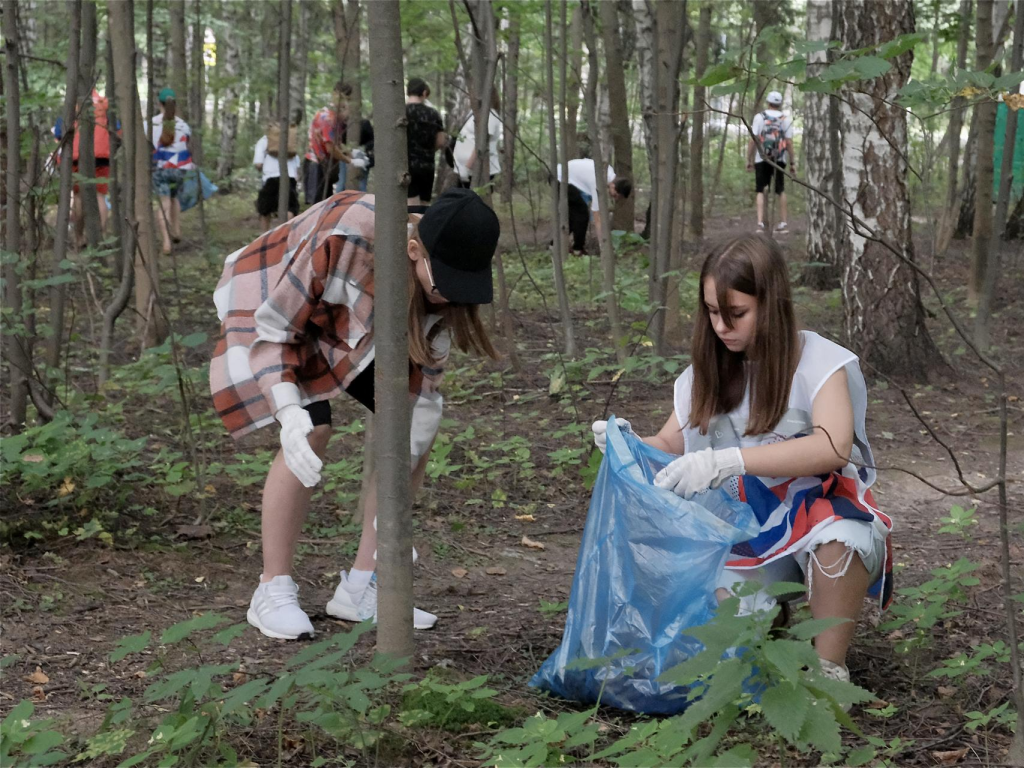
left=406, top=224, right=498, bottom=368
left=689, top=234, right=799, bottom=436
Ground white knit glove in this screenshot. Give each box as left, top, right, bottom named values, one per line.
left=276, top=404, right=323, bottom=488
left=350, top=149, right=369, bottom=169
left=654, top=447, right=745, bottom=498
left=592, top=418, right=633, bottom=454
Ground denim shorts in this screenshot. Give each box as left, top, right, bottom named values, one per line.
left=152, top=168, right=186, bottom=198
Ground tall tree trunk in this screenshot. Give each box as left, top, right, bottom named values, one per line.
left=79, top=0, right=102, bottom=248
left=215, top=4, right=241, bottom=181
left=169, top=0, right=188, bottom=118
left=840, top=0, right=937, bottom=377
left=189, top=0, right=203, bottom=162
left=46, top=0, right=82, bottom=381
left=334, top=0, right=362, bottom=190
left=650, top=0, right=684, bottom=356
left=955, top=115, right=980, bottom=237
left=633, top=0, right=656, bottom=192
left=803, top=0, right=845, bottom=289
left=278, top=0, right=292, bottom=221
left=500, top=13, right=520, bottom=203
left=366, top=0, right=414, bottom=660
left=109, top=0, right=167, bottom=349
left=4, top=0, right=30, bottom=429
left=291, top=0, right=310, bottom=120
left=994, top=0, right=1023, bottom=239
left=565, top=5, right=583, bottom=161
left=972, top=0, right=999, bottom=346
left=600, top=0, right=635, bottom=233
left=582, top=0, right=625, bottom=362
left=466, top=0, right=498, bottom=191
left=146, top=0, right=154, bottom=133
left=547, top=0, right=576, bottom=357
left=105, top=31, right=124, bottom=257
left=689, top=0, right=710, bottom=238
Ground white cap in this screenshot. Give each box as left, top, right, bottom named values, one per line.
left=766, top=90, right=783, bottom=106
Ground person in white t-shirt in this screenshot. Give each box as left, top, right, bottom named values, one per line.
left=556, top=158, right=632, bottom=255
left=253, top=112, right=301, bottom=232
left=746, top=91, right=796, bottom=234
left=453, top=92, right=502, bottom=189
left=592, top=234, right=893, bottom=691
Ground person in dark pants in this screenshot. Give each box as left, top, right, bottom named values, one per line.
left=405, top=78, right=446, bottom=205
left=304, top=81, right=352, bottom=205
left=556, top=158, right=632, bottom=255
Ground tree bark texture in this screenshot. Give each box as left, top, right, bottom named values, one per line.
left=334, top=0, right=363, bottom=190
left=466, top=0, right=498, bottom=192
left=993, top=0, right=1023, bottom=238
left=189, top=0, right=203, bottom=164
left=803, top=0, right=844, bottom=289
left=366, top=0, right=414, bottom=659
left=292, top=0, right=310, bottom=120
left=633, top=0, right=656, bottom=189
left=109, top=0, right=168, bottom=348
left=215, top=4, right=241, bottom=180
left=600, top=0, right=635, bottom=233
left=565, top=5, right=583, bottom=162
left=500, top=13, right=520, bottom=203
left=650, top=0, right=685, bottom=355
left=582, top=0, right=625, bottom=361
left=4, top=0, right=30, bottom=428
left=840, top=0, right=938, bottom=378
left=169, top=0, right=188, bottom=118
left=278, top=0, right=292, bottom=221
left=46, top=0, right=82, bottom=378
left=689, top=0, right=711, bottom=238
left=78, top=0, right=102, bottom=247
left=971, top=0, right=998, bottom=346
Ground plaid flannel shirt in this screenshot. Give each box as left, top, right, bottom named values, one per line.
left=210, top=192, right=450, bottom=460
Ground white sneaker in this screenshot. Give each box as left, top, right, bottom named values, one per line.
left=326, top=571, right=438, bottom=630
left=819, top=659, right=852, bottom=711
left=247, top=575, right=315, bottom=640
left=775, top=221, right=789, bottom=233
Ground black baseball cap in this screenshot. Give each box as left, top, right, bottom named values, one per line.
left=418, top=188, right=499, bottom=305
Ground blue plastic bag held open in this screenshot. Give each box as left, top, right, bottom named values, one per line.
left=530, top=418, right=759, bottom=714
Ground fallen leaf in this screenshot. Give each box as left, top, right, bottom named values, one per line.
left=22, top=454, right=44, bottom=463
left=194, top=576, right=206, bottom=584
left=134, top=669, right=147, bottom=679
left=25, top=667, right=49, bottom=685
left=451, top=568, right=469, bottom=579
left=485, top=567, right=506, bottom=576
left=31, top=686, right=46, bottom=702
left=176, top=524, right=213, bottom=540
left=932, top=748, right=969, bottom=764
left=58, top=477, right=75, bottom=496
left=514, top=514, right=536, bottom=522
left=937, top=685, right=956, bottom=698
left=521, top=535, right=546, bottom=551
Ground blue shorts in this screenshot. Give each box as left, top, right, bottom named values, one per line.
left=152, top=168, right=186, bottom=198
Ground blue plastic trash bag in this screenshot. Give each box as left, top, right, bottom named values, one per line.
left=530, top=418, right=759, bottom=715
left=178, top=169, right=218, bottom=212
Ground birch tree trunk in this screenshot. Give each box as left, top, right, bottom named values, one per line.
left=600, top=0, right=635, bottom=233
left=633, top=0, right=656, bottom=190
left=46, top=0, right=82, bottom=380
left=215, top=5, right=241, bottom=181
left=4, top=0, right=30, bottom=429
left=565, top=5, right=583, bottom=162
left=582, top=0, right=625, bottom=361
left=803, top=0, right=845, bottom=289
left=840, top=0, right=937, bottom=377
left=366, top=0, right=414, bottom=659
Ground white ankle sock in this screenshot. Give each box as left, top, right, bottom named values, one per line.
left=345, top=568, right=374, bottom=591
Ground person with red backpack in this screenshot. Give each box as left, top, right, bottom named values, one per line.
left=746, top=91, right=795, bottom=234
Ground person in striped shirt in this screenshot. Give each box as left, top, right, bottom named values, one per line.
left=148, top=87, right=194, bottom=254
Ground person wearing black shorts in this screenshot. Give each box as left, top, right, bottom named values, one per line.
left=746, top=91, right=796, bottom=234
left=405, top=78, right=446, bottom=205
left=253, top=128, right=301, bottom=232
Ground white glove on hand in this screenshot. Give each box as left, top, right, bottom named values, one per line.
left=592, top=418, right=633, bottom=454
left=350, top=149, right=369, bottom=169
left=654, top=447, right=745, bottom=498
left=276, top=404, right=323, bottom=488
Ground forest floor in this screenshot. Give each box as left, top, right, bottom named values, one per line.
left=2, top=180, right=1023, bottom=767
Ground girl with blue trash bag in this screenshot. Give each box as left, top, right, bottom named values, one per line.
left=593, top=233, right=893, bottom=686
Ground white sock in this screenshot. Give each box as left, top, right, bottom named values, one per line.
left=345, top=568, right=374, bottom=592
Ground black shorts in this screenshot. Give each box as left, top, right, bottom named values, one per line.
left=456, top=174, right=496, bottom=189
left=256, top=177, right=299, bottom=217
left=407, top=166, right=436, bottom=201
left=301, top=363, right=376, bottom=427
left=755, top=161, right=786, bottom=195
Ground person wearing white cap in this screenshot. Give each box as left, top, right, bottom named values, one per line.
left=746, top=90, right=795, bottom=234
